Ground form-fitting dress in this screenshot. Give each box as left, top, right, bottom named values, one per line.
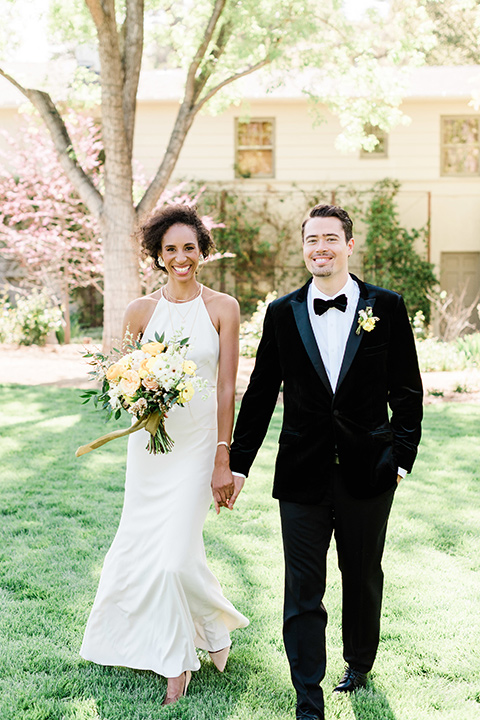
left=80, top=289, right=249, bottom=677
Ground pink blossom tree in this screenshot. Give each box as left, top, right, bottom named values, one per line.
left=0, top=114, right=223, bottom=342
left=0, top=114, right=104, bottom=342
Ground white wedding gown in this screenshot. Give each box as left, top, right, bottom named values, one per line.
left=80, top=289, right=249, bottom=677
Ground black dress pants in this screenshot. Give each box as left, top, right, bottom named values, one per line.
left=279, top=467, right=395, bottom=716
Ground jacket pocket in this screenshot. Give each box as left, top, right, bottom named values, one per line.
left=362, top=342, right=388, bottom=356
left=369, top=426, right=393, bottom=442
left=278, top=429, right=301, bottom=445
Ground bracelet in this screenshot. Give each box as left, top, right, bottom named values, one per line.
left=217, top=441, right=230, bottom=453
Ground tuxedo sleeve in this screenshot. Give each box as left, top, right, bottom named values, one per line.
left=387, top=295, right=423, bottom=473
left=230, top=304, right=282, bottom=477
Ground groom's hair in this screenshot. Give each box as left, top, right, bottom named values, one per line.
left=301, top=204, right=353, bottom=243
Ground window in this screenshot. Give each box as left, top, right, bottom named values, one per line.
left=360, top=124, right=388, bottom=158
left=441, top=116, right=480, bottom=176
left=235, top=118, right=275, bottom=178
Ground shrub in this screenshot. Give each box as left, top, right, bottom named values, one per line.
left=239, top=291, right=277, bottom=357
left=363, top=179, right=438, bottom=323
left=2, top=289, right=63, bottom=346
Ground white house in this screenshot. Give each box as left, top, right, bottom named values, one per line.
left=1, top=63, right=480, bottom=323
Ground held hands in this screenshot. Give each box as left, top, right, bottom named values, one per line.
left=211, top=453, right=245, bottom=513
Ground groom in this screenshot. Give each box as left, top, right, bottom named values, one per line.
left=226, top=204, right=423, bottom=720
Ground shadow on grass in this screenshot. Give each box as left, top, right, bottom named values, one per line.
left=349, top=680, right=398, bottom=720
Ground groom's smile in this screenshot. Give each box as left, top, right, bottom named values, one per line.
left=302, top=216, right=354, bottom=288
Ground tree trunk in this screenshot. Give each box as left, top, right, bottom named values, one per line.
left=101, top=198, right=140, bottom=349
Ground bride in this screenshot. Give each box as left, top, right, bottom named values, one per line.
left=80, top=204, right=249, bottom=705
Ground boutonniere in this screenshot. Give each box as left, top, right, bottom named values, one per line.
left=356, top=306, right=380, bottom=335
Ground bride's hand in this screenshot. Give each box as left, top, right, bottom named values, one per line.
left=211, top=463, right=235, bottom=514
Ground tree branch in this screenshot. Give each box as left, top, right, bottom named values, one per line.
left=122, top=0, right=144, bottom=153
left=193, top=18, right=233, bottom=100
left=136, top=101, right=196, bottom=221
left=84, top=0, right=134, bottom=193
left=195, top=56, right=273, bottom=112
left=84, top=0, right=107, bottom=29
left=185, top=0, right=228, bottom=105
left=0, top=68, right=104, bottom=218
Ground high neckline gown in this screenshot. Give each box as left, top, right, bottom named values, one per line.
left=80, top=290, right=249, bottom=677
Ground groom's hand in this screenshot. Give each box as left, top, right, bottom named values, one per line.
left=211, top=464, right=235, bottom=514
left=228, top=474, right=245, bottom=510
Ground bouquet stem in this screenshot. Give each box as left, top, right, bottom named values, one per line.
left=144, top=411, right=174, bottom=454
left=76, top=410, right=173, bottom=457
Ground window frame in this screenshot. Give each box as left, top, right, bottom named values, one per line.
left=234, top=117, right=275, bottom=179
left=359, top=124, right=388, bottom=159
left=441, top=115, right=480, bottom=177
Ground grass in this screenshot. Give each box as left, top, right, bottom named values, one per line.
left=1, top=386, right=480, bottom=720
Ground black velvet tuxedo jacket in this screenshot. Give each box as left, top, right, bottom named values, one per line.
left=230, top=275, right=423, bottom=502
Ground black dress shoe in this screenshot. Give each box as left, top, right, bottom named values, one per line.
left=296, top=711, right=322, bottom=720
left=333, top=665, right=369, bottom=693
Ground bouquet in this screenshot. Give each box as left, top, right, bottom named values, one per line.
left=76, top=331, right=207, bottom=457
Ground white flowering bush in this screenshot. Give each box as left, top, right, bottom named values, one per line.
left=0, top=289, right=63, bottom=346
left=239, top=291, right=277, bottom=358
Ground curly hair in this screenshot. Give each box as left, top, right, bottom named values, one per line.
left=301, top=204, right=353, bottom=242
left=140, top=205, right=215, bottom=272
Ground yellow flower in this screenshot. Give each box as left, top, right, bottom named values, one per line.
left=138, top=357, right=151, bottom=378
left=145, top=356, right=158, bottom=372
left=182, top=360, right=197, bottom=375
left=180, top=381, right=195, bottom=403
left=106, top=362, right=124, bottom=381
left=141, top=341, right=165, bottom=356
left=356, top=307, right=380, bottom=335
left=119, top=369, right=141, bottom=397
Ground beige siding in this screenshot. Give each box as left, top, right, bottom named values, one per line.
left=2, top=90, right=479, bottom=278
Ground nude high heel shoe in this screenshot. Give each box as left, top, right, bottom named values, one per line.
left=208, top=646, right=230, bottom=672
left=162, top=670, right=191, bottom=705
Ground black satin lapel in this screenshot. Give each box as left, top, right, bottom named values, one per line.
left=292, top=299, right=333, bottom=396
left=336, top=295, right=377, bottom=390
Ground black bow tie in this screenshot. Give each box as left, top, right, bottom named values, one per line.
left=313, top=294, right=348, bottom=316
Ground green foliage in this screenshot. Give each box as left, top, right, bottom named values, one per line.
left=201, top=190, right=276, bottom=316
left=1, top=289, right=63, bottom=346
left=362, top=179, right=438, bottom=323
left=420, top=0, right=480, bottom=65
left=456, top=331, right=480, bottom=365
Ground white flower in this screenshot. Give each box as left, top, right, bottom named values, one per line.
left=128, top=349, right=148, bottom=370
left=108, top=385, right=122, bottom=409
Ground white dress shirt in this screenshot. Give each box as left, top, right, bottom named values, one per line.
left=307, top=275, right=359, bottom=393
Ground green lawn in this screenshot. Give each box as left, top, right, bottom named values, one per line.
left=1, top=386, right=479, bottom=720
